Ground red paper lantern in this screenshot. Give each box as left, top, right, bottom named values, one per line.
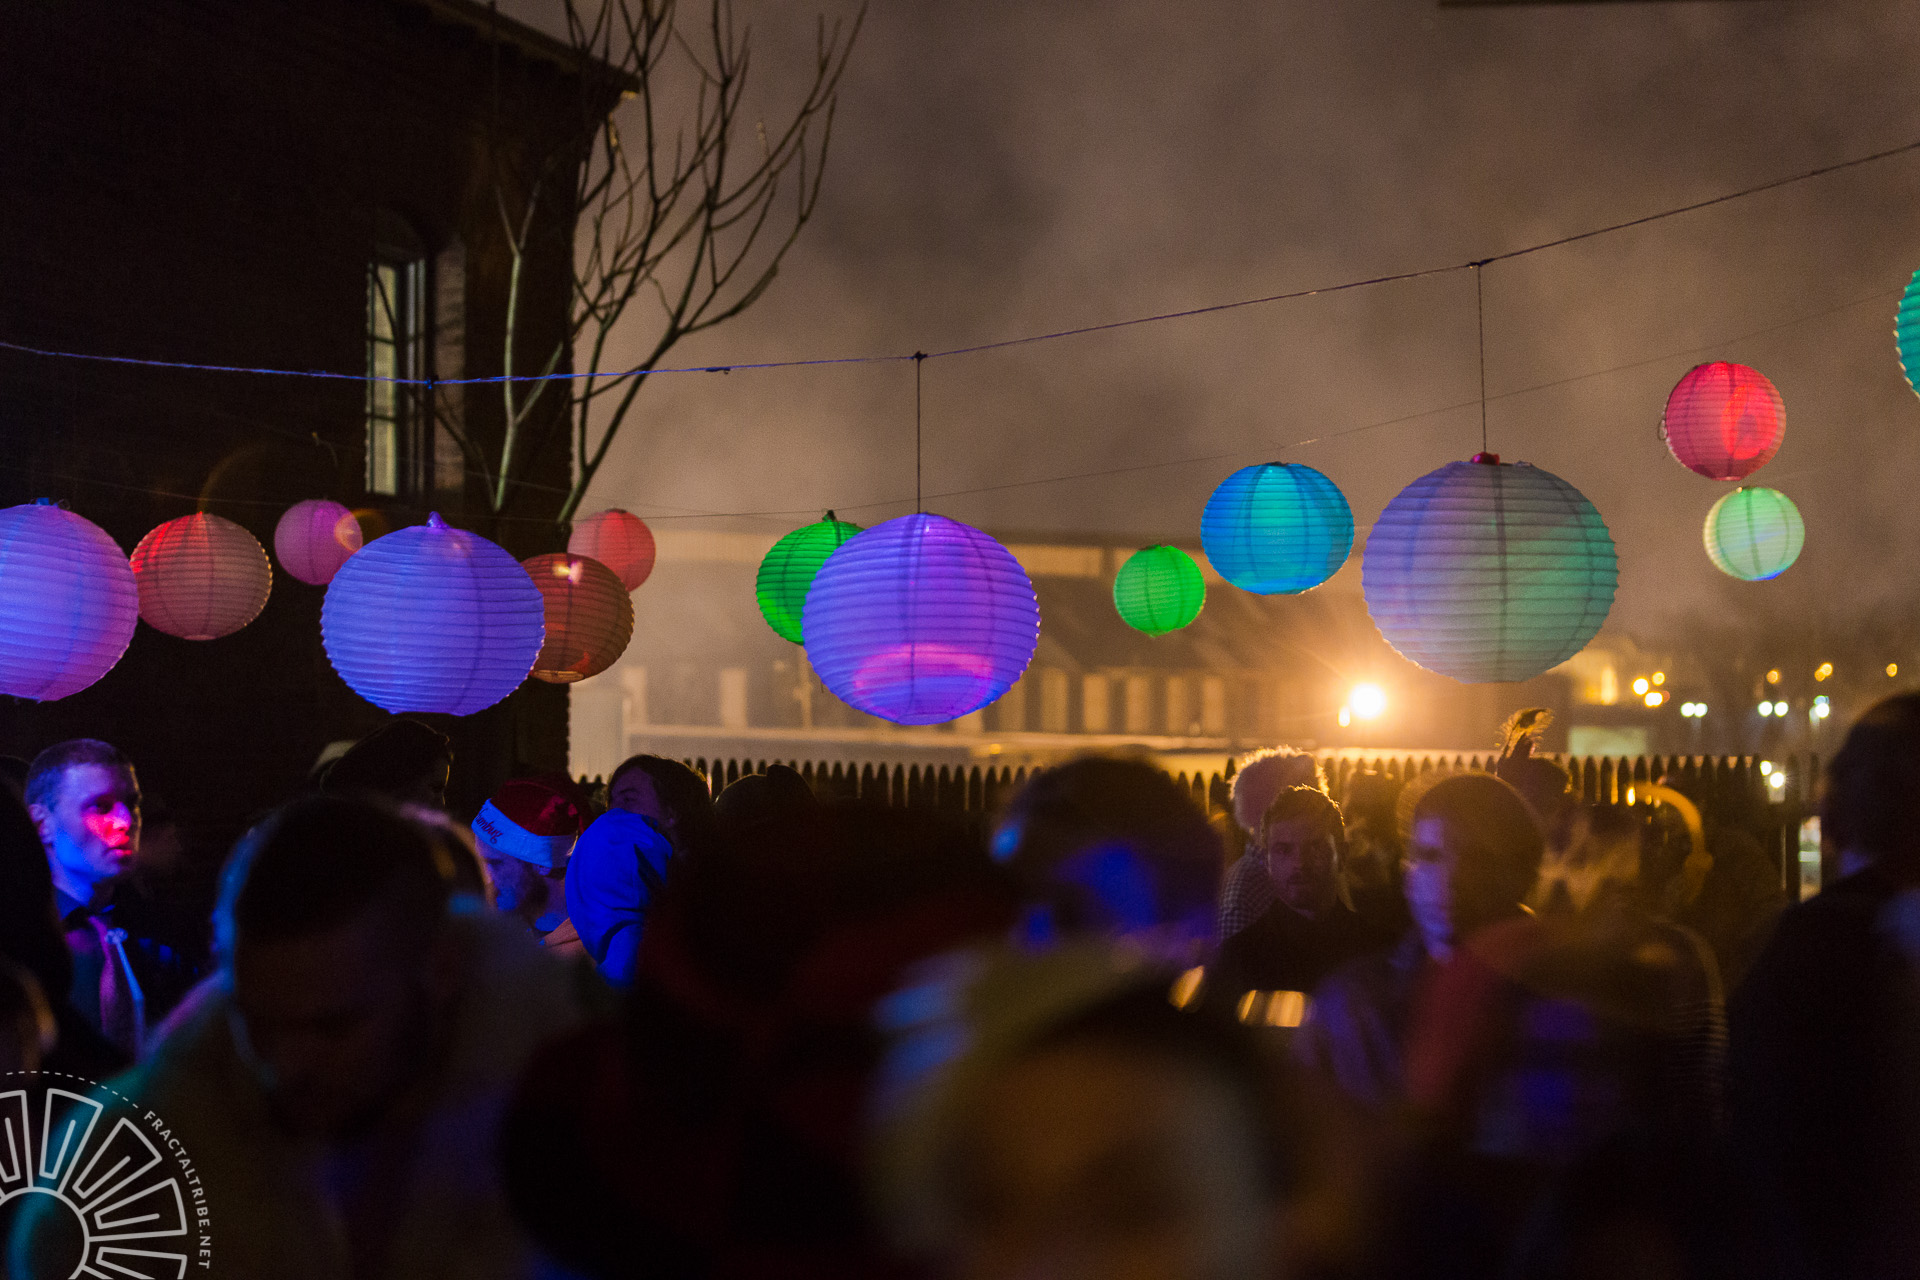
left=274, top=499, right=364, bottom=585
left=1660, top=362, right=1785, bottom=481
left=567, top=509, right=656, bottom=591
left=522, top=553, right=635, bottom=683
left=130, top=513, right=273, bottom=640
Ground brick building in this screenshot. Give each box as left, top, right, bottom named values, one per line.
left=0, top=0, right=614, bottom=849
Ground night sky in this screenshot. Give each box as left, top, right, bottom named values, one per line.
left=509, top=0, right=1920, bottom=649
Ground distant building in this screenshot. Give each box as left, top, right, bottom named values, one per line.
left=0, top=0, right=617, bottom=842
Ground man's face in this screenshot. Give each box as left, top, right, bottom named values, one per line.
left=32, top=764, right=141, bottom=897
left=228, top=908, right=455, bottom=1139
left=1262, top=817, right=1339, bottom=917
left=400, top=758, right=452, bottom=811
left=609, top=770, right=670, bottom=827
left=479, top=850, right=558, bottom=924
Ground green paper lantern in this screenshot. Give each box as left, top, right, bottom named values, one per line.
left=757, top=513, right=863, bottom=642
left=1704, top=486, right=1803, bottom=581
left=1897, top=269, right=1920, bottom=398
left=1113, top=545, right=1205, bottom=636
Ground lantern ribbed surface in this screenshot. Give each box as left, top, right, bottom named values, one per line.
left=131, top=513, right=273, bottom=641
left=274, top=499, right=364, bottom=585
left=568, top=508, right=657, bottom=591
left=1897, top=270, right=1920, bottom=398
left=1113, top=545, right=1205, bottom=635
left=1660, top=362, right=1785, bottom=481
left=756, top=514, right=863, bottom=643
left=1200, top=463, right=1353, bottom=594
left=1362, top=457, right=1617, bottom=684
left=1703, top=486, right=1804, bottom=581
left=322, top=513, right=546, bottom=715
left=802, top=513, right=1039, bottom=726
left=523, top=553, right=635, bottom=683
left=0, top=501, right=138, bottom=700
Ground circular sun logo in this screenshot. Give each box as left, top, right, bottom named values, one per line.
left=0, top=1072, right=210, bottom=1278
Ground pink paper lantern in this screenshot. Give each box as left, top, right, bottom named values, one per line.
left=1660, top=362, right=1785, bottom=481
left=0, top=500, right=139, bottom=700
left=274, top=499, right=364, bottom=585
left=130, top=513, right=273, bottom=641
left=568, top=508, right=656, bottom=591
left=522, top=553, right=635, bottom=684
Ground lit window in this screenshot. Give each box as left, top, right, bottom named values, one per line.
left=367, top=213, right=429, bottom=497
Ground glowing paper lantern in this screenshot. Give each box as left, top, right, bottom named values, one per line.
left=522, top=553, right=635, bottom=683
left=274, top=499, right=364, bottom=585
left=802, top=513, right=1039, bottom=725
left=568, top=508, right=656, bottom=591
left=322, top=513, right=545, bottom=715
left=1200, top=463, right=1353, bottom=594
left=1897, top=269, right=1920, bottom=398
left=1362, top=455, right=1617, bottom=684
left=1704, top=486, right=1804, bottom=581
left=0, top=501, right=138, bottom=700
left=130, top=513, right=273, bottom=641
left=756, top=512, right=863, bottom=643
left=1113, top=545, right=1205, bottom=635
left=1660, top=362, right=1785, bottom=481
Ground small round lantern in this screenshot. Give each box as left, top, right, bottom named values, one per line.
left=1703, top=486, right=1804, bottom=581
left=1114, top=545, right=1205, bottom=635
left=1200, top=463, right=1353, bottom=594
left=1896, top=269, right=1920, bottom=399
left=1362, top=455, right=1617, bottom=684
left=322, top=513, right=546, bottom=715
left=568, top=508, right=656, bottom=591
left=802, top=513, right=1039, bottom=726
left=1660, top=362, right=1785, bottom=481
left=130, top=513, right=273, bottom=640
left=274, top=499, right=364, bottom=585
left=0, top=501, right=139, bottom=700
left=522, top=552, right=635, bottom=683
left=756, top=512, right=863, bottom=643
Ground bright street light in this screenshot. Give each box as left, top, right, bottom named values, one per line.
left=1349, top=683, right=1388, bottom=720
left=1758, top=702, right=1774, bottom=717
left=1652, top=672, right=1667, bottom=686
left=1644, top=690, right=1665, bottom=708
left=1632, top=677, right=1650, bottom=696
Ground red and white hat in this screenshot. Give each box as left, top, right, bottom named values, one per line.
left=472, top=779, right=583, bottom=871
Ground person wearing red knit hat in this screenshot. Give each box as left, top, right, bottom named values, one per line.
left=472, top=779, right=586, bottom=958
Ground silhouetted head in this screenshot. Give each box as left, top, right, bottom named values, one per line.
left=713, top=764, right=817, bottom=832
left=1404, top=773, right=1544, bottom=960
left=1823, top=693, right=1920, bottom=881
left=321, top=719, right=452, bottom=811
left=1229, top=748, right=1323, bottom=834
left=608, top=755, right=717, bottom=854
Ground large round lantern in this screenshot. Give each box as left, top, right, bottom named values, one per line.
left=568, top=508, right=656, bottom=591
left=756, top=512, right=863, bottom=643
left=522, top=553, right=635, bottom=683
left=1703, top=486, right=1804, bottom=581
left=1897, top=269, right=1920, bottom=398
left=1114, top=545, right=1205, bottom=635
left=322, top=513, right=545, bottom=715
left=130, top=513, right=273, bottom=641
left=802, top=513, right=1039, bottom=725
left=274, top=499, right=363, bottom=585
left=1200, top=463, right=1353, bottom=594
left=1660, top=362, right=1785, bottom=481
left=1362, top=455, right=1617, bottom=684
left=0, top=501, right=138, bottom=700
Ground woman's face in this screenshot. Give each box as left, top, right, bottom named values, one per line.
left=952, top=1043, right=1280, bottom=1280
left=1404, top=815, right=1528, bottom=960
left=609, top=770, right=671, bottom=828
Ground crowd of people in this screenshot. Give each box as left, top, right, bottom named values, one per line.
left=0, top=698, right=1915, bottom=1279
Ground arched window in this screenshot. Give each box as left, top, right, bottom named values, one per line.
left=366, top=211, right=428, bottom=496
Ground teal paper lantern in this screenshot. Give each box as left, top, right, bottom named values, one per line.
left=757, top=512, right=863, bottom=643
left=1362, top=455, right=1617, bottom=684
left=1897, top=269, right=1920, bottom=398
left=1114, top=546, right=1205, bottom=635
left=1704, top=486, right=1803, bottom=581
left=1200, top=463, right=1353, bottom=594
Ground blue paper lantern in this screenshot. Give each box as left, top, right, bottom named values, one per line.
left=0, top=500, right=139, bottom=700
left=802, top=513, right=1039, bottom=725
left=1362, top=455, right=1617, bottom=684
left=322, top=513, right=546, bottom=715
left=1897, top=268, right=1920, bottom=398
left=1200, top=463, right=1353, bottom=594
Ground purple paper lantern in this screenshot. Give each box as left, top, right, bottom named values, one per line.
left=321, top=513, right=546, bottom=715
left=802, top=513, right=1039, bottom=725
left=0, top=501, right=139, bottom=700
left=275, top=499, right=364, bottom=585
